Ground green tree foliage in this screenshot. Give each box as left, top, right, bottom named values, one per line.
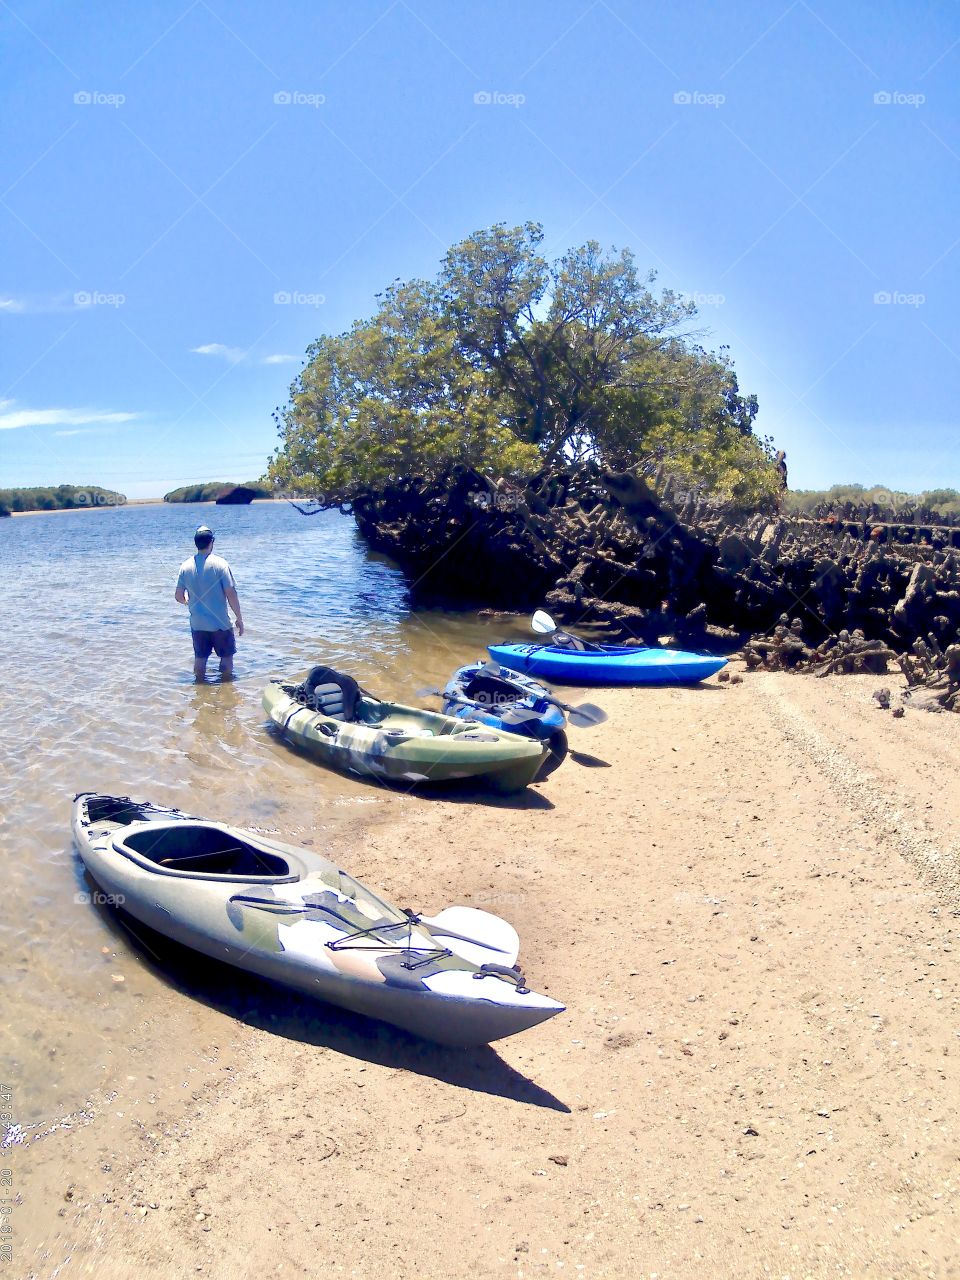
left=0, top=484, right=125, bottom=512
left=784, top=485, right=960, bottom=519
left=163, top=481, right=272, bottom=502
left=270, top=223, right=780, bottom=507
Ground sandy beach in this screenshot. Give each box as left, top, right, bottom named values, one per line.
left=15, top=667, right=960, bottom=1279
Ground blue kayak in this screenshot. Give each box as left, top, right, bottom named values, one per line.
left=442, top=662, right=566, bottom=741
left=487, top=643, right=727, bottom=686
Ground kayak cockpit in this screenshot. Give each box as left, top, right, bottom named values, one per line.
left=115, top=823, right=295, bottom=880
left=459, top=671, right=528, bottom=706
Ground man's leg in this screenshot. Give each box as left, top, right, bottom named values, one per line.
left=215, top=629, right=236, bottom=681
left=192, top=631, right=212, bottom=682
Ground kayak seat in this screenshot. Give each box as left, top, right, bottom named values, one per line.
left=462, top=674, right=523, bottom=706
left=552, top=632, right=588, bottom=651
left=297, top=665, right=362, bottom=721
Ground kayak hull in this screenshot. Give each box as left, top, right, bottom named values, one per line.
left=487, top=643, right=727, bottom=686
left=72, top=794, right=563, bottom=1047
left=263, top=679, right=548, bottom=793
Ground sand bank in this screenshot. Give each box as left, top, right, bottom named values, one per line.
left=16, top=668, right=960, bottom=1279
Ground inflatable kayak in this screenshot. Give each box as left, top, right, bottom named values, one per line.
left=72, top=794, right=563, bottom=1046
left=443, top=662, right=566, bottom=740
left=263, top=665, right=549, bottom=793
left=442, top=661, right=568, bottom=776
left=487, top=643, right=727, bottom=686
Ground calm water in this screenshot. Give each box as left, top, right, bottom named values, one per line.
left=0, top=501, right=529, bottom=1126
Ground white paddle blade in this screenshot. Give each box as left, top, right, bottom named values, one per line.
left=420, top=906, right=521, bottom=968
left=531, top=609, right=557, bottom=635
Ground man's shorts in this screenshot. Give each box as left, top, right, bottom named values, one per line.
left=192, top=628, right=236, bottom=660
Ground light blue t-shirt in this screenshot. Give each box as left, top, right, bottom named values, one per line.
left=176, top=552, right=236, bottom=632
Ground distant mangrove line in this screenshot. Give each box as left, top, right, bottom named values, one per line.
left=163, top=482, right=272, bottom=504
left=0, top=484, right=126, bottom=515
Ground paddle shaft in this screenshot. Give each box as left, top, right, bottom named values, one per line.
left=479, top=663, right=606, bottom=727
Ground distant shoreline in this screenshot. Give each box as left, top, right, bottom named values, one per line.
left=8, top=499, right=162, bottom=517
left=7, top=498, right=288, bottom=517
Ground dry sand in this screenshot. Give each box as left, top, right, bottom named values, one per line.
left=15, top=669, right=960, bottom=1279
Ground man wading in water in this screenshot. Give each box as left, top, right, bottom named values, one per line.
left=175, top=526, right=244, bottom=681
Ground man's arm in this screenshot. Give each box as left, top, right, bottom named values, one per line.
left=175, top=586, right=188, bottom=605
left=225, top=586, right=244, bottom=636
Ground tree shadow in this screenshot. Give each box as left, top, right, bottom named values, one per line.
left=91, top=893, right=568, bottom=1112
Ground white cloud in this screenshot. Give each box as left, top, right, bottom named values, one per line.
left=0, top=293, right=96, bottom=315
left=53, top=426, right=120, bottom=438
left=191, top=342, right=246, bottom=363
left=262, top=353, right=300, bottom=365
left=0, top=406, right=138, bottom=432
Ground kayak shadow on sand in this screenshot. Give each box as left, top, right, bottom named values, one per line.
left=410, top=779, right=555, bottom=810
left=92, top=893, right=568, bottom=1112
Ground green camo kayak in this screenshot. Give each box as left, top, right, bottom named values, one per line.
left=263, top=667, right=549, bottom=793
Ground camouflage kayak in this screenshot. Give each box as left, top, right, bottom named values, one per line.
left=263, top=666, right=550, bottom=793
left=72, top=794, right=564, bottom=1046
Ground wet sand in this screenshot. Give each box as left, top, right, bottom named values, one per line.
left=15, top=668, right=960, bottom=1279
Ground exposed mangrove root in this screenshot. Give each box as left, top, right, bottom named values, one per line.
left=898, top=639, right=960, bottom=713
left=331, top=465, right=960, bottom=712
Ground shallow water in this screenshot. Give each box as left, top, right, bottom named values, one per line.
left=0, top=501, right=531, bottom=1125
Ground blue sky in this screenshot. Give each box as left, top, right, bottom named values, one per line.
left=1, top=0, right=958, bottom=497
